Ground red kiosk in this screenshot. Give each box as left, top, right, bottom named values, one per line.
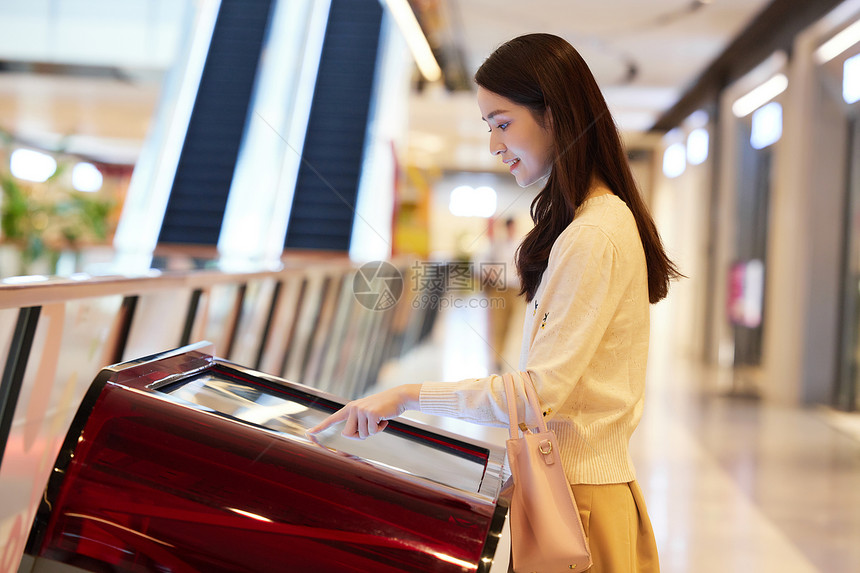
left=23, top=343, right=508, bottom=572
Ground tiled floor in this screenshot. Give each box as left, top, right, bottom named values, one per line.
left=374, top=296, right=860, bottom=573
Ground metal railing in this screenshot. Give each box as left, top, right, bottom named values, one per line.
left=0, top=253, right=437, bottom=572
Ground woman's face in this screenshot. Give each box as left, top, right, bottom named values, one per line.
left=477, top=86, right=554, bottom=188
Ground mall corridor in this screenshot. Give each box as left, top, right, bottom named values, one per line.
left=3, top=0, right=860, bottom=571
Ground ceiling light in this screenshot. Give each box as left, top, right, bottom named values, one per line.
left=10, top=149, right=57, bottom=182
left=750, top=102, right=782, bottom=150
left=815, top=19, right=860, bottom=64
left=662, top=143, right=686, bottom=179
left=381, top=0, right=442, bottom=82
left=72, top=162, right=104, bottom=192
left=686, top=128, right=709, bottom=165
left=732, top=73, right=788, bottom=118
left=844, top=52, right=860, bottom=104
left=685, top=109, right=709, bottom=129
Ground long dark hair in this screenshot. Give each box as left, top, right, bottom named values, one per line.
left=475, top=33, right=681, bottom=303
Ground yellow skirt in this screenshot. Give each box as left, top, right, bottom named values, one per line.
left=571, top=480, right=660, bottom=572
left=505, top=480, right=659, bottom=572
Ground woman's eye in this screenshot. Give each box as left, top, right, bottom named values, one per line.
left=498, top=122, right=510, bottom=130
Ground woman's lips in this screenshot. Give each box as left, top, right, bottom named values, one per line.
left=508, top=158, right=520, bottom=172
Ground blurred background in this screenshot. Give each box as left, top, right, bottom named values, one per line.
left=2, top=0, right=859, bottom=407
left=2, top=0, right=860, bottom=571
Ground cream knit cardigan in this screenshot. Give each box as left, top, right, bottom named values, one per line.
left=419, top=195, right=649, bottom=485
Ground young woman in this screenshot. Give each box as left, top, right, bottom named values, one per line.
left=310, top=33, right=680, bottom=572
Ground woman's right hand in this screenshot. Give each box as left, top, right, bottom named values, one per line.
left=307, top=384, right=421, bottom=440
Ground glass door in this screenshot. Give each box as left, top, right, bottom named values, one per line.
left=730, top=121, right=773, bottom=369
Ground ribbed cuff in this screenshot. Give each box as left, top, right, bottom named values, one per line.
left=418, top=382, right=462, bottom=417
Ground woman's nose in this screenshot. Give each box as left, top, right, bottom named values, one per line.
left=490, top=133, right=505, bottom=156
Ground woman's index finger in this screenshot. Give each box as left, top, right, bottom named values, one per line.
left=306, top=407, right=349, bottom=435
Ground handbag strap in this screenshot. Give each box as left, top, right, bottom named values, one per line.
left=503, top=372, right=549, bottom=439
left=503, top=373, right=519, bottom=440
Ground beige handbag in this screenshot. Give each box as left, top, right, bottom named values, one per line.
left=503, top=372, right=592, bottom=572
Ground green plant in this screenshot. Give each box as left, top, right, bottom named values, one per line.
left=1, top=172, right=50, bottom=265
left=0, top=156, right=114, bottom=274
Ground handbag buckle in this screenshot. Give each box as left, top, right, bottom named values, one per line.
left=538, top=439, right=552, bottom=455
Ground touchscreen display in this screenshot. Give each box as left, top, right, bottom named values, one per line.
left=167, top=374, right=489, bottom=492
